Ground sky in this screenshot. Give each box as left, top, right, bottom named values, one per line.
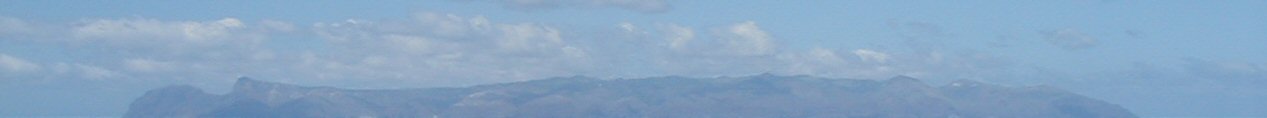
left=1, top=0, right=1265, bottom=117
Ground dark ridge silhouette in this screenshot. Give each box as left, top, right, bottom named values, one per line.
left=125, top=75, right=1136, bottom=118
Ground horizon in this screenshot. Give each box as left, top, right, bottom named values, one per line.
left=2, top=0, right=1265, bottom=117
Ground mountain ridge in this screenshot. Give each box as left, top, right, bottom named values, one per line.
left=125, top=75, right=1137, bottom=118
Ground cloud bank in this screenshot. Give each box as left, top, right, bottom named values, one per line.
left=0, top=12, right=1023, bottom=89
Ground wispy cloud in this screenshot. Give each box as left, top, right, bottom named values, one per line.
left=0, top=53, right=40, bottom=73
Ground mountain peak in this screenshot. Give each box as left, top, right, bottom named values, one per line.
left=885, top=75, right=923, bottom=85
left=232, top=77, right=295, bottom=91
left=235, top=76, right=257, bottom=84
left=233, top=77, right=270, bottom=93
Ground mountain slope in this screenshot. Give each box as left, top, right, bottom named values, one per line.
left=125, top=75, right=1136, bottom=118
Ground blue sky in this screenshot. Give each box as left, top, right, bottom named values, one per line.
left=1, top=0, right=1265, bottom=117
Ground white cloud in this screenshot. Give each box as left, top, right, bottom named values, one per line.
left=70, top=17, right=264, bottom=49
left=661, top=24, right=693, bottom=51
left=852, top=49, right=890, bottom=63
left=73, top=18, right=181, bottom=40
left=319, top=12, right=571, bottom=54
left=71, top=18, right=250, bottom=41
left=601, top=21, right=1006, bottom=80
left=717, top=21, right=776, bottom=56
left=180, top=18, right=244, bottom=40
left=618, top=22, right=637, bottom=33
left=412, top=12, right=488, bottom=37
left=772, top=48, right=900, bottom=79
left=302, top=12, right=596, bottom=86
left=808, top=48, right=846, bottom=64
left=765, top=47, right=1014, bottom=80
left=0, top=17, right=281, bottom=83
left=312, top=19, right=375, bottom=42
left=0, top=54, right=40, bottom=73
left=610, top=21, right=772, bottom=56
left=494, top=23, right=564, bottom=52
